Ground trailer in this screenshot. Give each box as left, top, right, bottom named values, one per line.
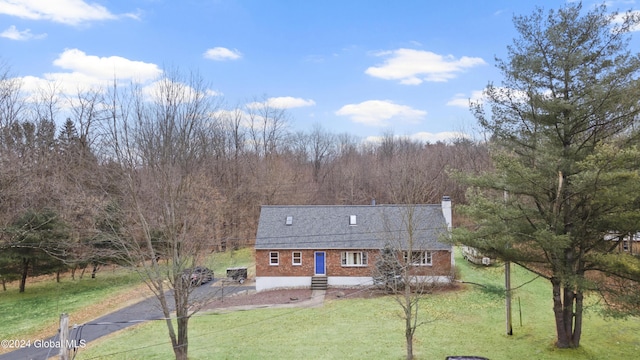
left=226, top=267, right=248, bottom=284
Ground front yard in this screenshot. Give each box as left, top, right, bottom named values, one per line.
left=75, top=249, right=640, bottom=359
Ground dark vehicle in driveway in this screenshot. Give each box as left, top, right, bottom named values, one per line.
left=182, top=267, right=214, bottom=286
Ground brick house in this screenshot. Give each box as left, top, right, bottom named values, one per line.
left=254, top=197, right=454, bottom=291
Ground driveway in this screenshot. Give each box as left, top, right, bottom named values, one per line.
left=0, top=279, right=254, bottom=360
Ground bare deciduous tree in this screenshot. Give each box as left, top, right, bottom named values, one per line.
left=104, top=69, right=220, bottom=360
left=373, top=149, right=451, bottom=360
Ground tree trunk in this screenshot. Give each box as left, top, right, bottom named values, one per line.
left=551, top=277, right=583, bottom=348
left=404, top=285, right=414, bottom=360
left=405, top=319, right=414, bottom=360
left=562, top=284, right=575, bottom=346
left=91, top=263, right=98, bottom=278
left=2, top=278, right=6, bottom=291
left=172, top=278, right=190, bottom=360
left=19, top=257, right=29, bottom=293
left=551, top=277, right=570, bottom=348
left=158, top=291, right=180, bottom=360
left=174, top=316, right=189, bottom=360
left=573, top=290, right=584, bottom=347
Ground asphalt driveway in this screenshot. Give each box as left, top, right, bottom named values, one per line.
left=0, top=279, right=254, bottom=360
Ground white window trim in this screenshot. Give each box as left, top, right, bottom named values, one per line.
left=341, top=251, right=368, bottom=267
left=404, top=251, right=433, bottom=266
left=269, top=251, right=279, bottom=266
left=292, top=251, right=302, bottom=266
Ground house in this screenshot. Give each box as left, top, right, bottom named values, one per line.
left=605, top=232, right=640, bottom=255
left=254, top=197, right=454, bottom=292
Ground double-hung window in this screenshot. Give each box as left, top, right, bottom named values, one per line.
left=269, top=251, right=279, bottom=265
left=341, top=251, right=368, bottom=267
left=292, top=251, right=302, bottom=265
left=403, top=251, right=432, bottom=266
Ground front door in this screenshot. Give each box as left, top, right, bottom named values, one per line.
left=315, top=251, right=326, bottom=275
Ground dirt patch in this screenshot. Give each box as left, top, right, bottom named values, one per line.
left=201, top=287, right=389, bottom=311
left=202, top=289, right=313, bottom=310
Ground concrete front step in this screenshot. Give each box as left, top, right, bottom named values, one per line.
left=311, top=276, right=328, bottom=290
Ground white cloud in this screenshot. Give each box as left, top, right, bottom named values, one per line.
left=446, top=90, right=485, bottom=108
left=0, top=25, right=46, bottom=40
left=612, top=10, right=640, bottom=32
left=489, top=86, right=531, bottom=104
left=203, top=47, right=242, bottom=61
left=19, top=49, right=162, bottom=95
left=206, top=89, right=223, bottom=97
left=335, top=100, right=426, bottom=127
left=53, top=48, right=162, bottom=82
left=365, top=48, right=486, bottom=85
left=211, top=109, right=252, bottom=128
left=246, top=96, right=316, bottom=109
left=0, top=0, right=128, bottom=26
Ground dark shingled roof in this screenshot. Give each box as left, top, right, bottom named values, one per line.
left=255, top=204, right=451, bottom=251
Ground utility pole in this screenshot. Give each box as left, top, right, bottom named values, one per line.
left=503, top=190, right=513, bottom=336
left=505, top=261, right=513, bottom=336
left=59, top=313, right=69, bottom=360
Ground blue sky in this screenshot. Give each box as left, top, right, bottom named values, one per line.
left=1, top=0, right=639, bottom=142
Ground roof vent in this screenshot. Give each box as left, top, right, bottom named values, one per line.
left=349, top=215, right=357, bottom=226
left=285, top=216, right=293, bottom=225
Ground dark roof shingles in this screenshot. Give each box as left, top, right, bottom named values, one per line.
left=255, top=205, right=451, bottom=251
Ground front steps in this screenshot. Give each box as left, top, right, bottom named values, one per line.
left=311, top=276, right=328, bottom=290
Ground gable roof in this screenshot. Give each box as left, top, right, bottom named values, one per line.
left=255, top=204, right=451, bottom=251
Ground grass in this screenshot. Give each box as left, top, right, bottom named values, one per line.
left=76, top=248, right=640, bottom=360
left=0, top=267, right=144, bottom=347
left=0, top=248, right=254, bottom=354
left=205, top=247, right=255, bottom=279
left=6, top=247, right=640, bottom=359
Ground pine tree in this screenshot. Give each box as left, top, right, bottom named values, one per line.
left=455, top=3, right=640, bottom=349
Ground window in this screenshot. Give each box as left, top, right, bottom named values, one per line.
left=341, top=251, right=368, bottom=266
left=403, top=251, right=432, bottom=266
left=349, top=215, right=357, bottom=225
left=269, top=252, right=279, bottom=265
left=285, top=216, right=293, bottom=225
left=292, top=251, right=302, bottom=265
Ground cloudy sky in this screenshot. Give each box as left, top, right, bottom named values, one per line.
left=1, top=0, right=638, bottom=142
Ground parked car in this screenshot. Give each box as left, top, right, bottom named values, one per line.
left=182, top=266, right=214, bottom=286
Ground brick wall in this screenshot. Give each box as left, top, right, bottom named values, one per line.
left=255, top=249, right=452, bottom=277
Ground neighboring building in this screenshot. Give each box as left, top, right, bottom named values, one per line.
left=254, top=197, right=454, bottom=292
left=605, top=232, right=640, bottom=255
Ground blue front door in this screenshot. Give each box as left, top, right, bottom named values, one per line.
left=315, top=252, right=326, bottom=275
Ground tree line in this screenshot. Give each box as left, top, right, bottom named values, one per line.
left=0, top=63, right=489, bottom=294
left=4, top=3, right=639, bottom=357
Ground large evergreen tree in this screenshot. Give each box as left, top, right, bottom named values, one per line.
left=4, top=209, right=69, bottom=292
left=455, top=3, right=640, bottom=349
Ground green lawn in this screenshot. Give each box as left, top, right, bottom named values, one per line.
left=0, top=268, right=143, bottom=341
left=75, top=248, right=640, bottom=360
left=0, top=248, right=254, bottom=346
left=205, top=247, right=255, bottom=279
